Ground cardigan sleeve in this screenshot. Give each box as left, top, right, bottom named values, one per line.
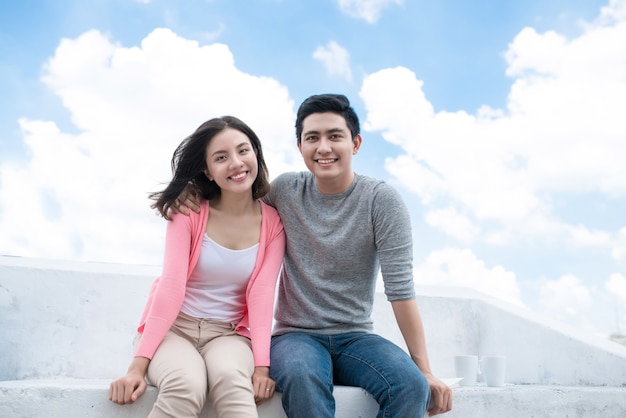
left=243, top=203, right=285, bottom=367
left=134, top=210, right=199, bottom=359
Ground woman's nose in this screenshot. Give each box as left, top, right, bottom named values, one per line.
left=229, top=154, right=244, bottom=167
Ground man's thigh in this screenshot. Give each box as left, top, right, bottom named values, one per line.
left=333, top=333, right=420, bottom=393
left=270, top=333, right=332, bottom=389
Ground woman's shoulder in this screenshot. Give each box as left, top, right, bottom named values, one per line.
left=259, top=199, right=280, bottom=219
left=170, top=200, right=208, bottom=224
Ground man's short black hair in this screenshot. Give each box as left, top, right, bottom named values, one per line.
left=295, top=94, right=360, bottom=143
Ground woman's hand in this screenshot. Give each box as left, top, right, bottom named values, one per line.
left=109, top=371, right=147, bottom=405
left=108, top=357, right=150, bottom=405
left=251, top=366, right=275, bottom=405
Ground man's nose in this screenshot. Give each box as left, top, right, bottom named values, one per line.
left=317, top=138, right=332, bottom=152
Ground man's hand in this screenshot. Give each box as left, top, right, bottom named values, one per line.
left=252, top=366, right=276, bottom=405
left=425, top=373, right=453, bottom=415
left=169, top=182, right=201, bottom=216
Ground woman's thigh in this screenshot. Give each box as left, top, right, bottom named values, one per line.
left=201, top=334, right=254, bottom=380
left=145, top=330, right=207, bottom=391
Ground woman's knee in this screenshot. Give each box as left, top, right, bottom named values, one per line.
left=207, top=359, right=252, bottom=388
left=159, top=365, right=208, bottom=396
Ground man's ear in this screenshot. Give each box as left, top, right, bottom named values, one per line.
left=352, top=134, right=362, bottom=154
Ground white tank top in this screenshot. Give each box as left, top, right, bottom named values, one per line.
left=180, top=234, right=259, bottom=323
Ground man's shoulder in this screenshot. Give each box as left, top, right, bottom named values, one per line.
left=272, top=171, right=311, bottom=190
left=355, top=174, right=396, bottom=194
left=259, top=200, right=280, bottom=217
left=274, top=170, right=310, bottom=181
left=355, top=173, right=384, bottom=186
left=353, top=174, right=406, bottom=212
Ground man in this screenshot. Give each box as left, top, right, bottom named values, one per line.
left=179, top=94, right=452, bottom=417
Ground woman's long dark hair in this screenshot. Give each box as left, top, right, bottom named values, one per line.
left=150, top=116, right=270, bottom=219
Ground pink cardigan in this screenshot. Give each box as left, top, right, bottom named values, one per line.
left=135, top=200, right=285, bottom=367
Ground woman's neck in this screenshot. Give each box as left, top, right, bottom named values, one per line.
left=209, top=192, right=257, bottom=216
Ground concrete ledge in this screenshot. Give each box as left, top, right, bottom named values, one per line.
left=449, top=384, right=626, bottom=417
left=2, top=379, right=625, bottom=418
left=0, top=379, right=378, bottom=418
left=3, top=257, right=626, bottom=417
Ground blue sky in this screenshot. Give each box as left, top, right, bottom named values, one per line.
left=1, top=0, right=625, bottom=340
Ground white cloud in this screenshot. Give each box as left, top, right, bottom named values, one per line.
left=361, top=66, right=542, bottom=225
left=312, top=41, right=353, bottom=82
left=538, top=274, right=593, bottom=323
left=611, top=227, right=626, bottom=263
left=200, top=22, right=227, bottom=43
left=587, top=0, right=626, bottom=27
left=359, top=0, right=626, bottom=251
left=424, top=207, right=479, bottom=243
left=605, top=273, right=626, bottom=335
left=336, top=0, right=404, bottom=23
left=503, top=16, right=626, bottom=196
left=606, top=273, right=626, bottom=303
left=414, top=247, right=523, bottom=307
left=0, top=28, right=303, bottom=264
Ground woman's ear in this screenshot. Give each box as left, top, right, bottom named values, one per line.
left=204, top=169, right=213, bottom=181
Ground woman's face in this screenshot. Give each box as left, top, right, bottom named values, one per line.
left=204, top=128, right=258, bottom=195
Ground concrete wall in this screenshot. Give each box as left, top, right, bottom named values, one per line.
left=1, top=255, right=625, bottom=386
left=2, top=256, right=626, bottom=417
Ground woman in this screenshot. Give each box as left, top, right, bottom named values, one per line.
left=109, top=116, right=285, bottom=417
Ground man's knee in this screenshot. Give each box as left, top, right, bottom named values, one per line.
left=397, top=368, right=430, bottom=403
left=271, top=334, right=331, bottom=391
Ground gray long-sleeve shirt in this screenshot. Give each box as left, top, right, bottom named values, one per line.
left=265, top=172, right=416, bottom=335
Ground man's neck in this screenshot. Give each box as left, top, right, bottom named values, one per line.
left=315, top=172, right=355, bottom=195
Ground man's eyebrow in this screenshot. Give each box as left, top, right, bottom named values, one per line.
left=303, top=127, right=346, bottom=137
left=302, top=129, right=319, bottom=137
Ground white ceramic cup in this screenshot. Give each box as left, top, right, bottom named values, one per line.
left=480, top=355, right=506, bottom=387
left=454, top=355, right=479, bottom=386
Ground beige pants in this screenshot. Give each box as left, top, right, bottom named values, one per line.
left=136, top=312, right=258, bottom=418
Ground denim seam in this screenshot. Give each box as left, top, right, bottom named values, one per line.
left=340, top=352, right=392, bottom=417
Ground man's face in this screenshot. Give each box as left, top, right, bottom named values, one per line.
left=298, top=112, right=361, bottom=194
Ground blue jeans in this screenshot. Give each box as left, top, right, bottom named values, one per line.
left=270, top=332, right=430, bottom=418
